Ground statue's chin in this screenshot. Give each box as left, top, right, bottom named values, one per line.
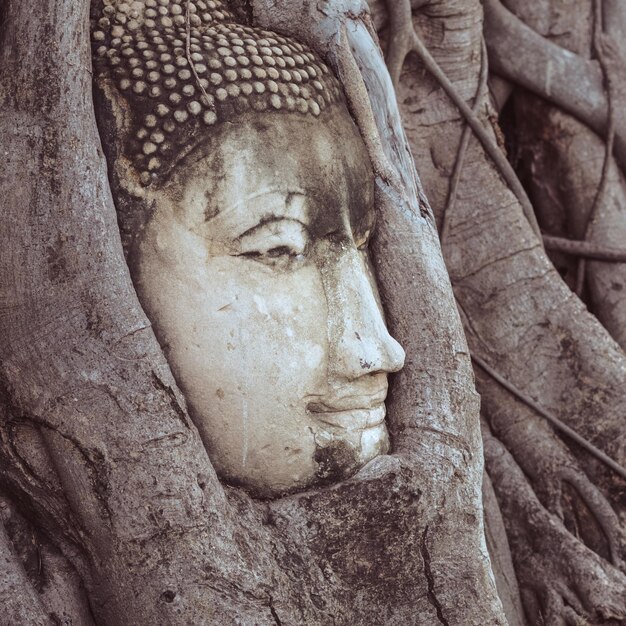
left=213, top=423, right=391, bottom=500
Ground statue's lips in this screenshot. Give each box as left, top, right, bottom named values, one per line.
left=307, top=403, right=387, bottom=430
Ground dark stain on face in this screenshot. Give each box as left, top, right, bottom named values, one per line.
left=314, top=440, right=360, bottom=484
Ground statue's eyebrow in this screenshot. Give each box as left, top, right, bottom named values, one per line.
left=203, top=189, right=272, bottom=223
left=203, top=189, right=305, bottom=224
left=237, top=216, right=309, bottom=240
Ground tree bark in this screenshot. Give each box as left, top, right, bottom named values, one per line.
left=502, top=0, right=626, bottom=351
left=0, top=0, right=504, bottom=624
left=0, top=0, right=250, bottom=623
left=380, top=0, right=626, bottom=622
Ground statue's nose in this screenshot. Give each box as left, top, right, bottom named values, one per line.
left=325, top=247, right=405, bottom=382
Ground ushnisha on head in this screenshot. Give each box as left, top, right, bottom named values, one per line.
left=92, top=1, right=406, bottom=498
left=92, top=0, right=344, bottom=186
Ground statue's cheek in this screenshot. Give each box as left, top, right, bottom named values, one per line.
left=222, top=262, right=330, bottom=390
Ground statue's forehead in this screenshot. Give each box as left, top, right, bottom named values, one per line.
left=180, top=108, right=372, bottom=191
left=163, top=109, right=374, bottom=238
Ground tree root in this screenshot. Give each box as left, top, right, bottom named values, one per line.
left=383, top=0, right=543, bottom=238
left=575, top=0, right=617, bottom=296
left=482, top=0, right=622, bottom=162
left=332, top=23, right=403, bottom=190
left=476, top=368, right=626, bottom=571
left=0, top=498, right=52, bottom=626
left=440, top=40, right=489, bottom=245
left=542, top=236, right=626, bottom=263
left=383, top=0, right=413, bottom=90
left=557, top=467, right=625, bottom=570
left=471, top=351, right=626, bottom=483
left=483, top=427, right=626, bottom=625
left=381, top=0, right=626, bottom=622
left=511, top=88, right=626, bottom=350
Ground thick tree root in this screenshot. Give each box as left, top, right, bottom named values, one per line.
left=382, top=2, right=626, bottom=625
left=472, top=352, right=626, bottom=483
left=479, top=386, right=626, bottom=570
left=0, top=494, right=95, bottom=626
left=440, top=40, right=489, bottom=244
left=513, top=92, right=626, bottom=350
left=482, top=0, right=621, bottom=163
left=501, top=0, right=626, bottom=348
left=558, top=466, right=625, bottom=569
left=484, top=427, right=626, bottom=626
left=0, top=501, right=52, bottom=626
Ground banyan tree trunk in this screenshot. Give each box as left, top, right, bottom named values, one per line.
left=376, top=0, right=626, bottom=623
left=0, top=0, right=504, bottom=624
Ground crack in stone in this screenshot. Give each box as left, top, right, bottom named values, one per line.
left=420, top=525, right=450, bottom=626
left=268, top=594, right=282, bottom=626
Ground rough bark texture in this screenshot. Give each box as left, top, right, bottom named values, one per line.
left=0, top=0, right=252, bottom=623
left=0, top=508, right=52, bottom=626
left=504, top=0, right=626, bottom=351
left=482, top=470, right=526, bottom=626
left=0, top=0, right=504, bottom=624
left=4, top=0, right=624, bottom=622
left=379, top=0, right=626, bottom=623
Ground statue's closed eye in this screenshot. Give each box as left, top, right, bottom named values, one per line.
left=235, top=218, right=309, bottom=271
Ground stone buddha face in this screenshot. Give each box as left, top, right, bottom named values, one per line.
left=133, top=106, right=405, bottom=497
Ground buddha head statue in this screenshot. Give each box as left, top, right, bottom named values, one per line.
left=92, top=0, right=405, bottom=497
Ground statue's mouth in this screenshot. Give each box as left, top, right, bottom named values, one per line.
left=307, top=403, right=387, bottom=431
